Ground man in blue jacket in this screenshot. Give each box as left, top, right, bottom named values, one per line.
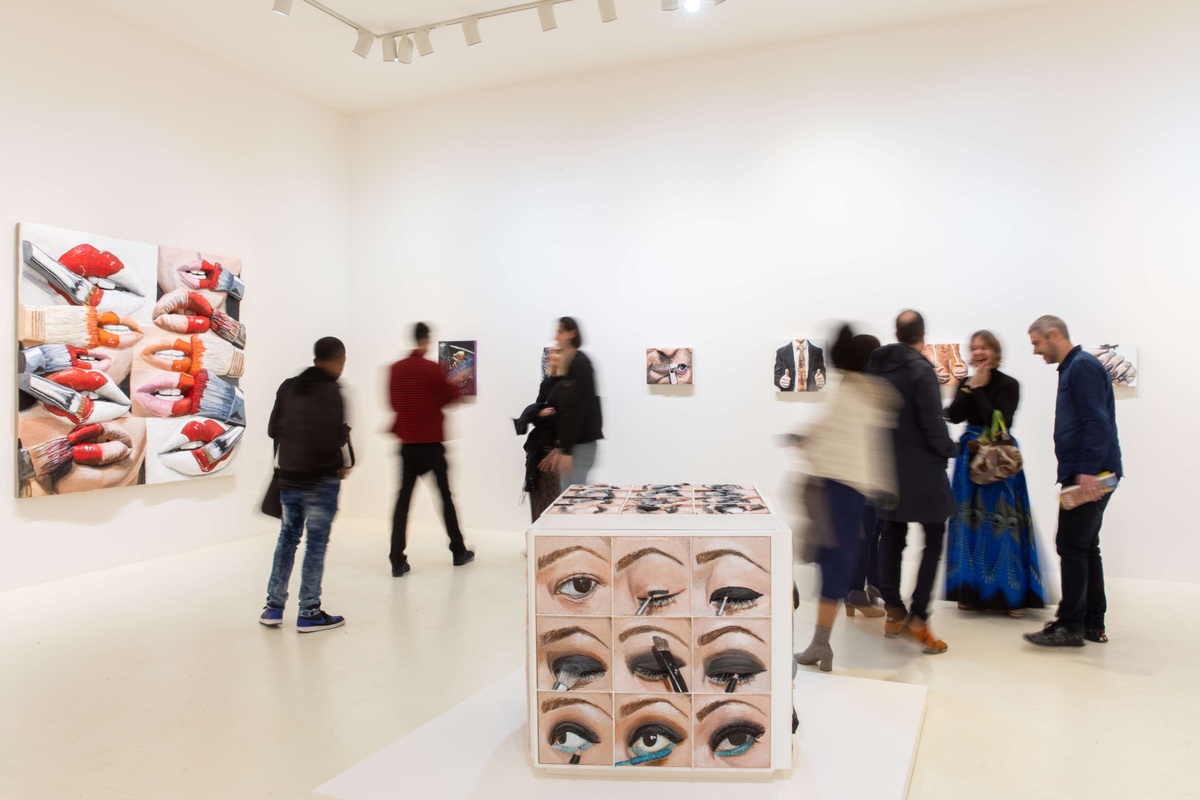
left=1025, top=315, right=1123, bottom=647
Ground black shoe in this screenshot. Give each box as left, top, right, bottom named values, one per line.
left=453, top=550, right=475, bottom=567
left=1084, top=627, right=1108, bottom=643
left=392, top=561, right=411, bottom=577
left=1023, top=624, right=1085, bottom=647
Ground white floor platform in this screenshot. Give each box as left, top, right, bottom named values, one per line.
left=316, top=667, right=927, bottom=800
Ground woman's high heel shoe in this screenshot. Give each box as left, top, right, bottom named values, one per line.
left=794, top=643, right=833, bottom=673
left=845, top=590, right=885, bottom=618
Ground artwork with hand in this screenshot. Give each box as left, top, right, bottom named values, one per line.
left=1087, top=343, right=1137, bottom=387
left=922, top=343, right=968, bottom=386
left=646, top=348, right=693, bottom=385
left=541, top=346, right=552, bottom=379
left=438, top=340, right=476, bottom=396
left=532, top=525, right=773, bottom=768
left=774, top=339, right=827, bottom=392
left=17, top=223, right=246, bottom=497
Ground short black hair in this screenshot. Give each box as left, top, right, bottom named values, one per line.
left=558, top=316, right=582, bottom=349
left=414, top=322, right=430, bottom=343
left=830, top=326, right=879, bottom=373
left=314, top=336, right=345, bottom=361
left=895, top=309, right=925, bottom=345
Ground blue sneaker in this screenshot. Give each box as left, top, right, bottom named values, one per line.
left=296, top=610, right=345, bottom=633
left=259, top=607, right=284, bottom=627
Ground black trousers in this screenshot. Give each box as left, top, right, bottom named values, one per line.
left=390, top=443, right=466, bottom=567
left=1056, top=493, right=1111, bottom=633
left=879, top=520, right=947, bottom=622
left=850, top=503, right=881, bottom=594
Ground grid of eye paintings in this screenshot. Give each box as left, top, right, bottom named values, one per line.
left=531, top=528, right=776, bottom=770
left=545, top=483, right=770, bottom=516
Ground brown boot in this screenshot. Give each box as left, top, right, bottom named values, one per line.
left=905, top=620, right=948, bottom=654
left=884, top=606, right=907, bottom=638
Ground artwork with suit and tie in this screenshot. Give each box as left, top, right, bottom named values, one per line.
left=773, top=339, right=827, bottom=392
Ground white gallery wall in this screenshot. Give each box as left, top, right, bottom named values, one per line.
left=0, top=0, right=351, bottom=590
left=345, top=0, right=1200, bottom=582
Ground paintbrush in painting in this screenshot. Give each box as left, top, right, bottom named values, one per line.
left=635, top=589, right=669, bottom=616
left=208, top=308, right=246, bottom=349
left=22, top=241, right=104, bottom=307
left=651, top=635, right=689, bottom=693
left=551, top=664, right=582, bottom=692
left=190, top=370, right=246, bottom=426
left=21, top=344, right=93, bottom=375
left=178, top=259, right=245, bottom=300
left=19, top=304, right=99, bottom=348
left=17, top=438, right=74, bottom=481
left=197, top=336, right=245, bottom=377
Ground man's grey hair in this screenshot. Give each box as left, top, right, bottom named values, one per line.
left=1028, top=315, right=1069, bottom=339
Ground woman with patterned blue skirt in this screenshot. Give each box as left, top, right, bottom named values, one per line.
left=945, top=331, right=1046, bottom=617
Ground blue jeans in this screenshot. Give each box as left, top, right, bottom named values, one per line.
left=559, top=441, right=598, bottom=492
left=266, top=477, right=340, bottom=618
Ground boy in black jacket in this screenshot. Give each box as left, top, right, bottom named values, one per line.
left=260, top=337, right=355, bottom=632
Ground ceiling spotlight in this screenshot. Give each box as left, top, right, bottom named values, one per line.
left=353, top=28, right=374, bottom=58
left=662, top=0, right=680, bottom=9
left=396, top=34, right=414, bottom=64
left=414, top=29, right=434, bottom=57
left=598, top=0, right=617, bottom=22
left=463, top=18, right=481, bottom=46
left=271, top=0, right=292, bottom=17
left=538, top=2, right=557, bottom=32
left=683, top=0, right=701, bottom=10
left=383, top=36, right=398, bottom=61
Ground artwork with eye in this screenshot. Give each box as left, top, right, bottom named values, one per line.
left=613, top=538, right=692, bottom=616
left=1086, top=343, right=1137, bottom=387
left=646, top=348, right=693, bottom=385
left=537, top=692, right=614, bottom=766
left=774, top=338, right=827, bottom=392
left=614, top=694, right=693, bottom=767
left=534, top=537, right=614, bottom=616
left=691, top=617, right=771, bottom=695
left=693, top=693, right=771, bottom=768
left=614, top=617, right=692, bottom=694
left=692, top=538, right=772, bottom=617
left=537, top=616, right=614, bottom=692
left=438, top=340, right=476, bottom=396
left=921, top=343, right=968, bottom=386
left=16, top=223, right=247, bottom=497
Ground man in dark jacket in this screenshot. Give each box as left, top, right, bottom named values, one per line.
left=1024, top=315, right=1123, bottom=647
left=260, top=336, right=355, bottom=633
left=868, top=310, right=958, bottom=654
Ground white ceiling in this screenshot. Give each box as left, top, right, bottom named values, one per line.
left=81, top=0, right=1065, bottom=114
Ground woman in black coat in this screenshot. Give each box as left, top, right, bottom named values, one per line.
left=515, top=346, right=564, bottom=522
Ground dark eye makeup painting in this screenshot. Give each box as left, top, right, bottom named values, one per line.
left=537, top=693, right=614, bottom=766
left=692, top=537, right=772, bottom=617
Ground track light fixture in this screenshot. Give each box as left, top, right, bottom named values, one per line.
left=537, top=2, right=557, bottom=32
left=414, top=29, right=434, bottom=57
left=273, top=0, right=732, bottom=61
left=353, top=28, right=373, bottom=57
left=463, top=17, right=482, bottom=46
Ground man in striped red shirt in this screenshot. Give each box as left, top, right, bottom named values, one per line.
left=388, top=322, right=473, bottom=576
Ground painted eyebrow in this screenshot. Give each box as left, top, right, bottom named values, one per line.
left=619, top=698, right=689, bottom=719
left=617, top=625, right=688, bottom=646
left=616, top=547, right=684, bottom=572
left=537, top=546, right=606, bottom=571
left=539, top=626, right=608, bottom=647
left=695, top=549, right=768, bottom=572
left=697, top=625, right=766, bottom=646
left=541, top=697, right=613, bottom=717
left=697, top=699, right=762, bottom=723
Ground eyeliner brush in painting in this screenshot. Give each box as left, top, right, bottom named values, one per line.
left=636, top=589, right=669, bottom=616
left=725, top=675, right=739, bottom=694
left=717, top=596, right=729, bottom=616
left=651, top=635, right=689, bottom=694
left=551, top=664, right=582, bottom=692
left=569, top=753, right=581, bottom=765
left=615, top=747, right=673, bottom=767
left=189, top=370, right=247, bottom=426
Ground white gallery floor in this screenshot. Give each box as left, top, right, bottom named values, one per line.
left=1, top=517, right=1198, bottom=800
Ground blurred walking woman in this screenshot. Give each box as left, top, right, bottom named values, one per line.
left=515, top=345, right=564, bottom=522
left=541, top=317, right=603, bottom=491
left=945, top=331, right=1046, bottom=616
